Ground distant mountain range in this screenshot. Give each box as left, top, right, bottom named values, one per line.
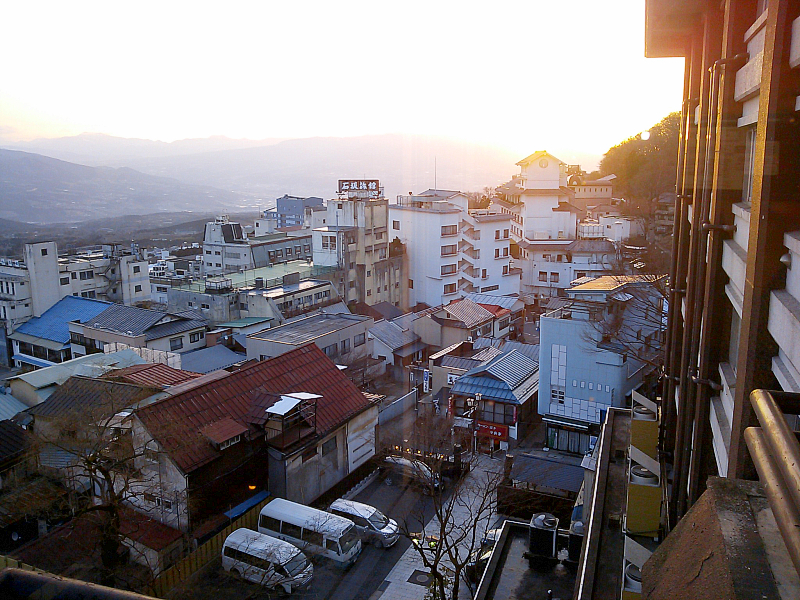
left=0, top=132, right=600, bottom=225
left=0, top=149, right=251, bottom=223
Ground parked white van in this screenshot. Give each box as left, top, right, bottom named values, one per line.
left=328, top=499, right=400, bottom=548
left=258, top=498, right=362, bottom=567
left=222, top=528, right=313, bottom=593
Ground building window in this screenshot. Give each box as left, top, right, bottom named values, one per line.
left=441, top=225, right=458, bottom=236
left=286, top=247, right=293, bottom=256
left=742, top=127, right=756, bottom=204
left=393, top=220, right=400, bottom=230
left=340, top=338, right=351, bottom=354
left=41, top=248, right=48, bottom=256
left=550, top=273, right=559, bottom=283
left=215, top=251, right=221, bottom=255
left=60, top=276, right=69, bottom=285
left=322, top=436, right=337, bottom=456
left=205, top=250, right=211, bottom=255
left=503, top=247, right=509, bottom=257
left=219, top=435, right=241, bottom=450
left=133, top=265, right=141, bottom=274
left=539, top=271, right=548, bottom=282
left=441, top=264, right=457, bottom=276
left=502, top=265, right=509, bottom=275
left=441, top=244, right=457, bottom=256
left=482, top=268, right=487, bottom=279
left=444, top=283, right=457, bottom=295
left=495, top=249, right=500, bottom=258
left=495, top=230, right=500, bottom=240
left=354, top=332, right=366, bottom=347
left=201, top=303, right=210, bottom=309
left=366, top=289, right=372, bottom=296
left=80, top=290, right=96, bottom=299
left=79, top=271, right=94, bottom=280
left=190, top=331, right=204, bottom=343
left=170, top=337, right=184, bottom=351
left=503, top=229, right=509, bottom=238
left=134, top=285, right=142, bottom=293
left=409, top=279, right=414, bottom=289
left=323, top=343, right=337, bottom=358
left=551, top=386, right=565, bottom=403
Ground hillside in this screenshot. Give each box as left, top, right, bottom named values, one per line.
left=0, top=149, right=253, bottom=223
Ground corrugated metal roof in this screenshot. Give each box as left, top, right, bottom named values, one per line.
left=82, top=304, right=165, bottom=335
left=451, top=350, right=539, bottom=404
left=201, top=417, right=248, bottom=444
left=144, top=318, right=206, bottom=341
left=370, top=320, right=420, bottom=352
left=10, top=349, right=147, bottom=390
left=0, top=419, right=32, bottom=465
left=28, top=376, right=157, bottom=419
left=218, top=317, right=273, bottom=328
left=464, top=293, right=520, bottom=310
left=0, top=393, right=27, bottom=422
left=11, top=296, right=110, bottom=345
left=136, top=344, right=374, bottom=474
left=179, top=345, right=246, bottom=374
left=103, top=363, right=202, bottom=387
left=443, top=299, right=494, bottom=328
left=509, top=454, right=584, bottom=494
left=247, top=313, right=370, bottom=345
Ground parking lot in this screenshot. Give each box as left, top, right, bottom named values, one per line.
left=169, top=475, right=442, bottom=600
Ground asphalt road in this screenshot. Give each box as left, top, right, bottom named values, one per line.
left=170, top=476, right=442, bottom=600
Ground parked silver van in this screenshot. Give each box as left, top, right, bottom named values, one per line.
left=328, top=499, right=399, bottom=548
left=222, top=528, right=313, bottom=593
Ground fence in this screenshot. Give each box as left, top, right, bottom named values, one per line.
left=0, top=555, right=38, bottom=572
left=149, top=495, right=273, bottom=598
left=378, top=389, right=417, bottom=425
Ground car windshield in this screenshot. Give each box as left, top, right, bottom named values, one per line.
left=281, top=553, right=308, bottom=578
left=368, top=509, right=389, bottom=530
left=338, top=525, right=359, bottom=554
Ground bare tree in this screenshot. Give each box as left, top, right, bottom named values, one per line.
left=578, top=274, right=668, bottom=370
left=392, top=449, right=503, bottom=600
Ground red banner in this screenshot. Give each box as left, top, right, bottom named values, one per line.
left=476, top=421, right=509, bottom=441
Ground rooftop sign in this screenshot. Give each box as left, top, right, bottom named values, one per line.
left=338, top=179, right=380, bottom=197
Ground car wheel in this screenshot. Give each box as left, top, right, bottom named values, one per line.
left=373, top=537, right=384, bottom=549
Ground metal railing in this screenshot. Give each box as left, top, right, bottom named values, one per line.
left=744, top=389, right=800, bottom=576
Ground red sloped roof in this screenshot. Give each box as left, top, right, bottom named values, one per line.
left=136, top=344, right=373, bottom=474
left=476, top=303, right=511, bottom=318
left=119, top=506, right=183, bottom=551
left=103, top=363, right=203, bottom=388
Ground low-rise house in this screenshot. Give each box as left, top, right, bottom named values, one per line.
left=129, top=344, right=379, bottom=533
left=7, top=349, right=147, bottom=407
left=427, top=341, right=504, bottom=400
left=8, top=296, right=110, bottom=369
left=413, top=298, right=515, bottom=350
left=448, top=349, right=539, bottom=453
left=68, top=304, right=207, bottom=357
left=178, top=345, right=247, bottom=374
left=369, top=319, right=426, bottom=380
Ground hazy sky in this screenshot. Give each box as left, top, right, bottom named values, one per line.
left=1, top=0, right=683, bottom=160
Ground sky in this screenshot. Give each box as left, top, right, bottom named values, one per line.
left=0, top=0, right=684, bottom=161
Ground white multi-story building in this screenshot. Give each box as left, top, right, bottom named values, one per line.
left=538, top=275, right=666, bottom=454
left=389, top=190, right=519, bottom=308
left=0, top=241, right=149, bottom=338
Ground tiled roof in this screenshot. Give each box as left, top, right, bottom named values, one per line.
left=0, top=419, right=33, bottom=465
left=11, top=296, right=110, bottom=346
left=450, top=350, right=539, bottom=404
left=473, top=337, right=540, bottom=362
left=82, top=304, right=164, bottom=335
left=370, top=320, right=420, bottom=352
left=179, top=345, right=246, bottom=374
left=136, top=344, right=374, bottom=474
left=443, top=299, right=494, bottom=329
left=103, top=363, right=202, bottom=388
left=27, top=376, right=158, bottom=419
left=510, top=454, right=584, bottom=493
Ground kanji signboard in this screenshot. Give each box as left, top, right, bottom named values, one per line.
left=338, top=179, right=380, bottom=196
left=476, top=421, right=509, bottom=441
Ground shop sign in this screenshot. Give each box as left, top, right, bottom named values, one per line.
left=476, top=421, right=509, bottom=441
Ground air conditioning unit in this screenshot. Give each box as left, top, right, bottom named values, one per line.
left=621, top=535, right=651, bottom=599
left=631, top=391, right=659, bottom=459
left=567, top=520, right=585, bottom=562
left=528, top=512, right=558, bottom=558
left=627, top=455, right=661, bottom=536
left=623, top=561, right=642, bottom=595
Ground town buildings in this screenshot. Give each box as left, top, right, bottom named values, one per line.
left=201, top=215, right=312, bottom=276
left=312, top=182, right=405, bottom=308
left=538, top=275, right=665, bottom=454
left=0, top=242, right=150, bottom=364
left=389, top=190, right=519, bottom=307
left=261, top=194, right=324, bottom=229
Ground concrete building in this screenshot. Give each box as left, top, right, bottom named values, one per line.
left=568, top=174, right=616, bottom=212
left=312, top=183, right=405, bottom=308
left=538, top=275, right=666, bottom=454
left=0, top=242, right=150, bottom=366
left=260, top=194, right=324, bottom=229
left=202, top=215, right=313, bottom=275
left=246, top=311, right=373, bottom=365
left=389, top=190, right=519, bottom=308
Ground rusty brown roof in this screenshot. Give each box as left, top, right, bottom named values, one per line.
left=102, top=363, right=202, bottom=388
left=136, top=344, right=374, bottom=474
left=200, top=417, right=248, bottom=445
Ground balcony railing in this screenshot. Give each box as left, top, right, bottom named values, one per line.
left=744, top=389, right=800, bottom=575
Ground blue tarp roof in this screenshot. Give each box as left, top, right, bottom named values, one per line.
left=12, top=296, right=110, bottom=345
left=224, top=490, right=269, bottom=519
